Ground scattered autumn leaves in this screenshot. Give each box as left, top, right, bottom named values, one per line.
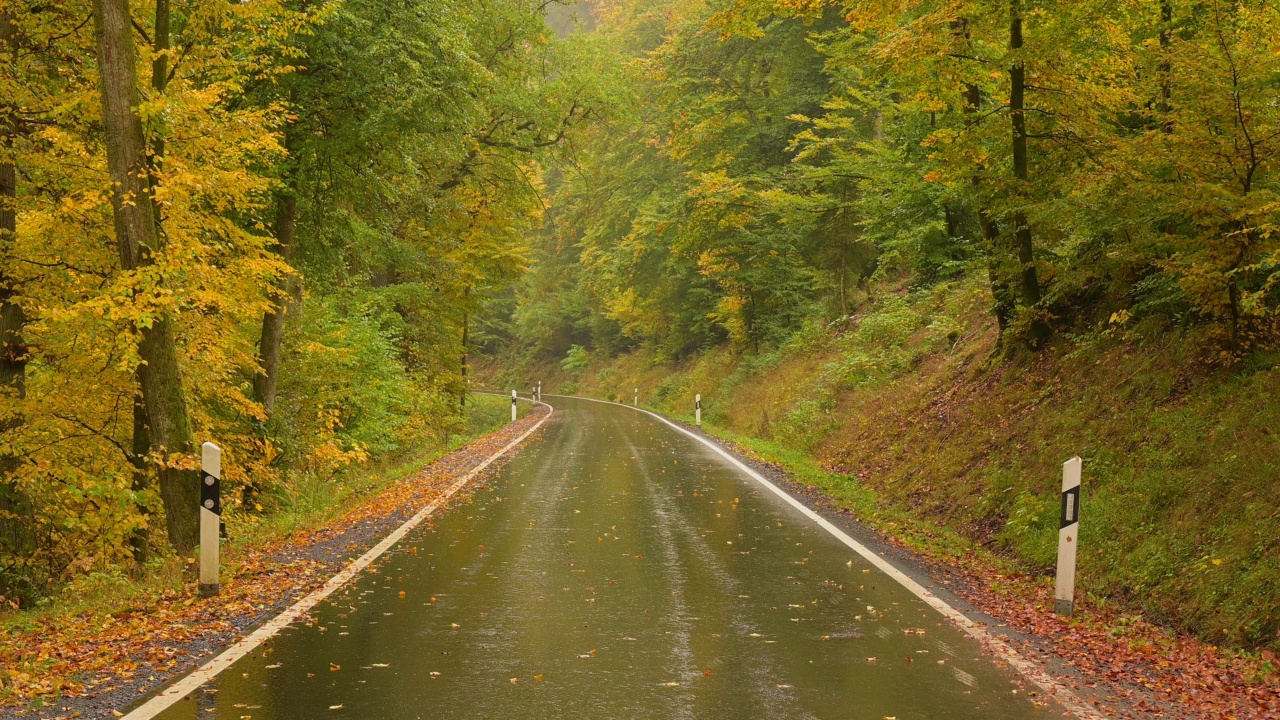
left=0, top=410, right=549, bottom=713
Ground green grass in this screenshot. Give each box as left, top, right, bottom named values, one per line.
left=533, top=275, right=1280, bottom=651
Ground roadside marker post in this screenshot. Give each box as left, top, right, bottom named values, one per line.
left=1055, top=457, right=1082, bottom=616
left=511, top=390, right=518, bottom=423
left=199, top=442, right=221, bottom=597
left=634, top=387, right=638, bottom=406
left=537, top=381, right=542, bottom=400
left=695, top=394, right=702, bottom=427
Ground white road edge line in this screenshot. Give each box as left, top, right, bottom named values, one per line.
left=559, top=394, right=1108, bottom=720
left=122, top=400, right=553, bottom=720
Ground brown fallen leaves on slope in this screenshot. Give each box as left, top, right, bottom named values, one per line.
left=0, top=408, right=550, bottom=715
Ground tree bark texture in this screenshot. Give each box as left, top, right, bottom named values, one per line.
left=1008, top=0, right=1049, bottom=343
left=254, top=194, right=298, bottom=415
left=1, top=9, right=28, bottom=471
left=93, top=0, right=199, bottom=553
left=953, top=18, right=1014, bottom=338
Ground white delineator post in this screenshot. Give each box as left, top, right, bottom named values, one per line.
left=1055, top=457, right=1082, bottom=616
left=511, top=390, right=518, bottom=422
left=199, top=442, right=221, bottom=597
left=537, top=381, right=542, bottom=400
left=634, top=387, right=638, bottom=406
left=695, top=394, right=702, bottom=427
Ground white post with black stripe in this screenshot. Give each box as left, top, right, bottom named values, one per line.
left=695, top=394, right=702, bottom=427
left=1055, top=456, right=1082, bottom=616
left=511, top=390, right=518, bottom=423
left=537, top=381, right=542, bottom=400
left=634, top=387, right=638, bottom=406
left=199, top=442, right=221, bottom=597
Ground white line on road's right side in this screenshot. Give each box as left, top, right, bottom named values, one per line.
left=558, top=394, right=1109, bottom=720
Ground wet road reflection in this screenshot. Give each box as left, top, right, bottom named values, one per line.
left=152, top=397, right=1038, bottom=719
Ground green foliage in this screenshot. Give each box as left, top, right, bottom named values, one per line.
left=0, top=0, right=596, bottom=603
left=561, top=344, right=591, bottom=377
left=503, top=0, right=1280, bottom=370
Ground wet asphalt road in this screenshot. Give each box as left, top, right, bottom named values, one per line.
left=150, top=396, right=1039, bottom=720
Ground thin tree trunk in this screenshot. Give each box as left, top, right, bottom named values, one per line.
left=1008, top=0, right=1049, bottom=344
left=128, top=391, right=150, bottom=562
left=977, top=208, right=1013, bottom=333
left=459, top=311, right=468, bottom=409
left=94, top=0, right=199, bottom=553
left=838, top=235, right=847, bottom=317
left=0, top=9, right=27, bottom=475
left=1158, top=1, right=1172, bottom=127
left=254, top=194, right=297, bottom=414
left=953, top=18, right=1014, bottom=338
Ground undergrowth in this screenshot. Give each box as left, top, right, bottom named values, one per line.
left=495, top=275, right=1280, bottom=651
left=0, top=394, right=511, bottom=633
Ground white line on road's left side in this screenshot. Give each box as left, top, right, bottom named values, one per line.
left=122, top=403, right=553, bottom=720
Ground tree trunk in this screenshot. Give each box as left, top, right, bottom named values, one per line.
left=1008, top=0, right=1049, bottom=344
left=254, top=194, right=297, bottom=414
left=93, top=0, right=199, bottom=553
left=459, top=312, right=468, bottom=409
left=145, top=0, right=169, bottom=189
left=0, top=9, right=27, bottom=472
left=953, top=18, right=1014, bottom=338
left=128, top=390, right=150, bottom=562
left=838, top=235, right=848, bottom=317
left=1158, top=1, right=1172, bottom=125
left=977, top=209, right=1013, bottom=334
left=125, top=0, right=172, bottom=565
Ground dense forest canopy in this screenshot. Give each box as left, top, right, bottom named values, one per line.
left=2, top=0, right=1279, bottom=622
left=511, top=0, right=1280, bottom=363
left=0, top=0, right=601, bottom=602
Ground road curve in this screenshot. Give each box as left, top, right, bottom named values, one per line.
left=148, top=396, right=1046, bottom=720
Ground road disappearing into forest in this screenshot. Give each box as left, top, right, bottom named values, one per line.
left=143, top=397, right=1060, bottom=720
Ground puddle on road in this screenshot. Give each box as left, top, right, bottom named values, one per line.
left=151, top=398, right=1041, bottom=720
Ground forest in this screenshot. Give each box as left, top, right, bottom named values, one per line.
left=2, top=0, right=1279, bottom=657
left=496, top=0, right=1280, bottom=651
left=0, top=0, right=605, bottom=607
left=514, top=0, right=1279, bottom=361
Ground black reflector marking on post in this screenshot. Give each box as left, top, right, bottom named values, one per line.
left=1060, top=485, right=1079, bottom=529
left=201, top=470, right=221, bottom=516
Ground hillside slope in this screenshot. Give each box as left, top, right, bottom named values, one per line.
left=483, top=275, right=1280, bottom=652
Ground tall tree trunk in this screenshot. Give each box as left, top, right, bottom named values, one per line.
left=127, top=0, right=172, bottom=565
left=1008, top=0, right=1049, bottom=344
left=977, top=208, right=1013, bottom=334
left=838, top=235, right=848, bottom=317
left=459, top=311, right=468, bottom=409
left=93, top=0, right=199, bottom=553
left=0, top=9, right=27, bottom=473
left=953, top=18, right=1014, bottom=338
left=1158, top=1, right=1172, bottom=126
left=254, top=194, right=297, bottom=414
